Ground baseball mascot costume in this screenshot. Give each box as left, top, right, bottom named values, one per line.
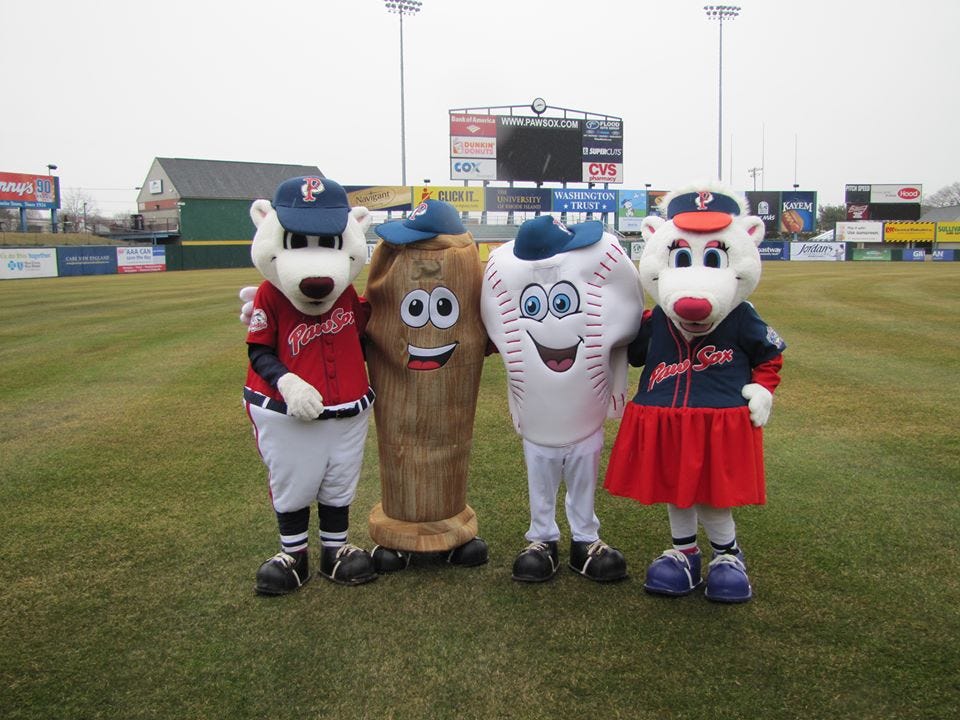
left=481, top=216, right=643, bottom=582
left=243, top=176, right=377, bottom=595
left=604, top=184, right=787, bottom=603
left=364, top=200, right=489, bottom=570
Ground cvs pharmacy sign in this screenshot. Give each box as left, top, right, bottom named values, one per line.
left=583, top=162, right=622, bottom=184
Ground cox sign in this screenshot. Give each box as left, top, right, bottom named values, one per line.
left=450, top=158, right=496, bottom=180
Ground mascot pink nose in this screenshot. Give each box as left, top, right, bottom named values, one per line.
left=674, top=297, right=713, bottom=321
left=299, top=276, right=335, bottom=300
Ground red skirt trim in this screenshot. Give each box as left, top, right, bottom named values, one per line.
left=604, top=404, right=766, bottom=508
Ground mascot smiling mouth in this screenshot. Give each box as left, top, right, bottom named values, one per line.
left=407, top=342, right=458, bottom=371
left=529, top=333, right=581, bottom=373
left=679, top=320, right=714, bottom=334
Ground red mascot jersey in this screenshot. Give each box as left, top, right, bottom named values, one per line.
left=244, top=281, right=371, bottom=407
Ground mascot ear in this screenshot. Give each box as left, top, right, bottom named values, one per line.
left=350, top=206, right=373, bottom=232
left=640, top=216, right=665, bottom=242
left=250, top=199, right=273, bottom=228
left=738, top=216, right=766, bottom=247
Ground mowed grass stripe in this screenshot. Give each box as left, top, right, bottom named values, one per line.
left=0, top=262, right=957, bottom=720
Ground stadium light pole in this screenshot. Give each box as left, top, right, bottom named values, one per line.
left=704, top=5, right=740, bottom=181
left=46, top=164, right=59, bottom=233
left=384, top=0, right=422, bottom=187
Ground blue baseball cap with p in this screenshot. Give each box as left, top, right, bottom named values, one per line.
left=667, top=189, right=743, bottom=233
left=375, top=200, right=467, bottom=245
left=272, top=176, right=350, bottom=235
left=513, top=215, right=603, bottom=261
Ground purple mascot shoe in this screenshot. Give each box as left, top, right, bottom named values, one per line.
left=643, top=549, right=702, bottom=596
left=704, top=550, right=753, bottom=603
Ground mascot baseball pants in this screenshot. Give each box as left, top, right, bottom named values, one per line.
left=522, top=427, right=604, bottom=544
left=246, top=404, right=371, bottom=513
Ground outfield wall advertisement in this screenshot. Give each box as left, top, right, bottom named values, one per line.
left=790, top=242, right=846, bottom=261
left=616, top=190, right=649, bottom=232
left=117, top=247, right=166, bottom=273
left=836, top=221, right=884, bottom=244
left=1, top=248, right=58, bottom=279
left=745, top=191, right=781, bottom=234
left=936, top=222, right=960, bottom=242
left=485, top=187, right=551, bottom=213
left=344, top=186, right=410, bottom=212
left=58, top=247, right=118, bottom=276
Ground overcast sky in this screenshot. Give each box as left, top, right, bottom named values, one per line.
left=2, top=0, right=956, bottom=216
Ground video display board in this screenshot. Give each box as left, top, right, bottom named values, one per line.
left=449, top=112, right=623, bottom=185
left=844, top=183, right=921, bottom=221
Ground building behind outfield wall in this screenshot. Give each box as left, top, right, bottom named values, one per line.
left=133, top=158, right=326, bottom=269
left=137, top=157, right=324, bottom=243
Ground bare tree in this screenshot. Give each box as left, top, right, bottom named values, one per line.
left=60, top=189, right=99, bottom=232
left=924, top=182, right=960, bottom=208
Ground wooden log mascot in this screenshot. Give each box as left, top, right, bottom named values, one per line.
left=365, top=200, right=489, bottom=570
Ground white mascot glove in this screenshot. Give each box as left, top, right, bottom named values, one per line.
left=741, top=383, right=773, bottom=428
left=276, top=373, right=325, bottom=421
left=239, top=286, right=257, bottom=325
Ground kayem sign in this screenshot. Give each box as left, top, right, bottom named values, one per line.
left=0, top=171, right=60, bottom=209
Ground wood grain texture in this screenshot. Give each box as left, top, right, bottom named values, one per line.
left=367, top=503, right=478, bottom=552
left=365, top=233, right=487, bottom=549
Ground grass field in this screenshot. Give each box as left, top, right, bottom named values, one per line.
left=1, top=262, right=958, bottom=720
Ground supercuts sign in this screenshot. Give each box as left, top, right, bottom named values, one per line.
left=0, top=171, right=60, bottom=209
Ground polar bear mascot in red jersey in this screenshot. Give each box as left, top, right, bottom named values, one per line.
left=604, top=183, right=787, bottom=603
left=243, top=176, right=377, bottom=595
